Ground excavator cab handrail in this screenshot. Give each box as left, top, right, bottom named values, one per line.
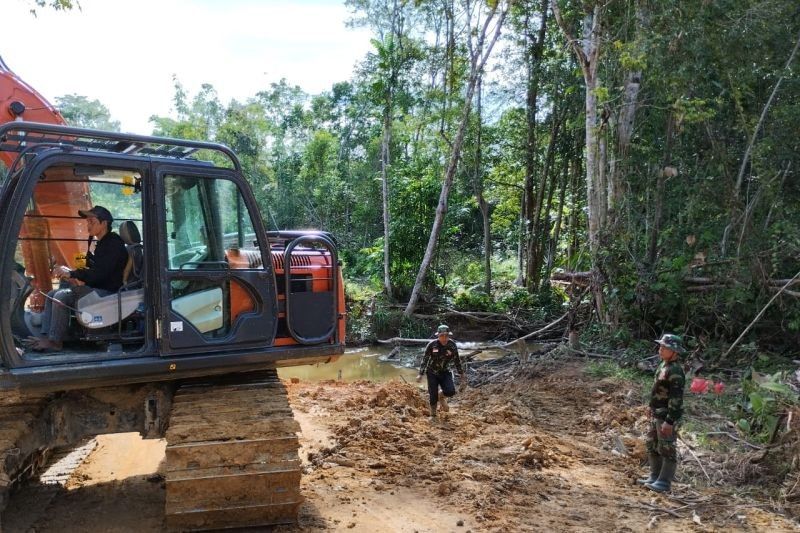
left=0, top=122, right=241, bottom=171
left=283, top=233, right=339, bottom=345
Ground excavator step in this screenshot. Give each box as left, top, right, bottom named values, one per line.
left=164, top=370, right=303, bottom=531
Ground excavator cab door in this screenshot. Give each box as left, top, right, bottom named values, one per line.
left=154, top=166, right=278, bottom=355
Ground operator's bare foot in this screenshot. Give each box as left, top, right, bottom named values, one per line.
left=23, top=336, right=42, bottom=347
left=30, top=339, right=62, bottom=352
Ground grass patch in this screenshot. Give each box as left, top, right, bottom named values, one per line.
left=584, top=360, right=646, bottom=382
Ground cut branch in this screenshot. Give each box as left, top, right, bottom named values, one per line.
left=501, top=312, right=568, bottom=348
left=722, top=269, right=800, bottom=358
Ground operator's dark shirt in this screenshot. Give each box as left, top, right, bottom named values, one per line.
left=419, top=339, right=463, bottom=375
left=70, top=232, right=128, bottom=292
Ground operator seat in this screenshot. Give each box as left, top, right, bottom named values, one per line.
left=119, top=220, right=143, bottom=286
left=75, top=220, right=145, bottom=330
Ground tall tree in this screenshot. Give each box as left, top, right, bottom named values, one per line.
left=405, top=0, right=511, bottom=315
left=553, top=0, right=607, bottom=318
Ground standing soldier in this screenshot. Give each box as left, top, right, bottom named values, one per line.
left=639, top=333, right=687, bottom=492
left=416, top=324, right=466, bottom=419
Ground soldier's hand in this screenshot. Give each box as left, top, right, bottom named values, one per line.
left=659, top=422, right=673, bottom=438
left=415, top=374, right=422, bottom=383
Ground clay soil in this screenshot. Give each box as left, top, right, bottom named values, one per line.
left=4, top=359, right=799, bottom=532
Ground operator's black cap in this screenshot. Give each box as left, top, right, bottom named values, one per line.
left=78, top=205, right=113, bottom=225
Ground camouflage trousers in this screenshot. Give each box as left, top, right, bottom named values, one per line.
left=646, top=417, right=679, bottom=461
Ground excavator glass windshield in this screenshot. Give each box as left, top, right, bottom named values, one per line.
left=11, top=162, right=145, bottom=357
left=163, top=174, right=261, bottom=339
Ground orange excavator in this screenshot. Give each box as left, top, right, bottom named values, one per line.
left=0, top=56, right=345, bottom=530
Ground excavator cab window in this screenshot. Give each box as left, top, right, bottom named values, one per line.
left=162, top=174, right=263, bottom=344
left=12, top=162, right=146, bottom=356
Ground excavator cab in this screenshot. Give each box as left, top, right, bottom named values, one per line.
left=0, top=122, right=345, bottom=390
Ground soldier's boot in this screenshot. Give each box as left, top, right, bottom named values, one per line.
left=439, top=397, right=449, bottom=413
left=637, top=453, right=662, bottom=485
left=429, top=403, right=437, bottom=419
left=645, top=458, right=677, bottom=493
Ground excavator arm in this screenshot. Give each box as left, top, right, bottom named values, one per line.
left=0, top=55, right=87, bottom=309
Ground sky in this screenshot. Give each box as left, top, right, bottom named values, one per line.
left=1, top=0, right=372, bottom=134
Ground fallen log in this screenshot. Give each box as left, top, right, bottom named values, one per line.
left=768, top=287, right=800, bottom=298
left=568, top=348, right=615, bottom=359
left=686, top=284, right=729, bottom=293
left=501, top=312, right=568, bottom=348
left=376, top=337, right=431, bottom=345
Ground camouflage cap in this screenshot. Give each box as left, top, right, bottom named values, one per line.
left=436, top=324, right=451, bottom=336
left=655, top=333, right=686, bottom=354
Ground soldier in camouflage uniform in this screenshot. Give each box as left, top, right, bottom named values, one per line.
left=416, top=324, right=466, bottom=419
left=639, top=333, right=686, bottom=493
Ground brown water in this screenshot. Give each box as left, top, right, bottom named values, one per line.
left=277, top=343, right=510, bottom=383
left=278, top=347, right=420, bottom=383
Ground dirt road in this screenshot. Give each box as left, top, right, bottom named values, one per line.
left=3, top=359, right=798, bottom=532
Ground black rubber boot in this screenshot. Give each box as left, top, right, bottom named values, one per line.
left=646, top=459, right=677, bottom=492
left=637, top=453, right=662, bottom=485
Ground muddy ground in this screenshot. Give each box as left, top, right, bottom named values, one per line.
left=4, top=356, right=799, bottom=532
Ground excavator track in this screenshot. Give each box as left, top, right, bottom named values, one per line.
left=164, top=370, right=303, bottom=531
left=0, top=394, right=52, bottom=522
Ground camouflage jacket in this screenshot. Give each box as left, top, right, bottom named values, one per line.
left=649, top=359, right=686, bottom=424
left=419, top=339, right=463, bottom=375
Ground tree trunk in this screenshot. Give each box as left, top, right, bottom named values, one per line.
left=522, top=0, right=551, bottom=288
left=543, top=161, right=569, bottom=289
left=475, top=80, right=492, bottom=294
left=647, top=113, right=674, bottom=267
left=553, top=2, right=605, bottom=320
left=405, top=2, right=509, bottom=316
left=566, top=153, right=581, bottom=266
left=515, top=203, right=525, bottom=286
left=527, top=106, right=562, bottom=289
left=610, top=0, right=647, bottom=225
left=380, top=105, right=394, bottom=299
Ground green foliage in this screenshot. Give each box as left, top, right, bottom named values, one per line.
left=453, top=288, right=496, bottom=312
left=584, top=361, right=645, bottom=383
left=344, top=280, right=381, bottom=343
left=55, top=94, right=120, bottom=131
left=737, top=370, right=797, bottom=442
left=612, top=39, right=647, bottom=72
left=27, top=0, right=75, bottom=14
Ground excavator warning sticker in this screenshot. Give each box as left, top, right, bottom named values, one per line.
left=170, top=321, right=183, bottom=332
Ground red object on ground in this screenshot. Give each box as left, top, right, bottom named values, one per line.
left=713, top=381, right=725, bottom=394
left=690, top=377, right=710, bottom=394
